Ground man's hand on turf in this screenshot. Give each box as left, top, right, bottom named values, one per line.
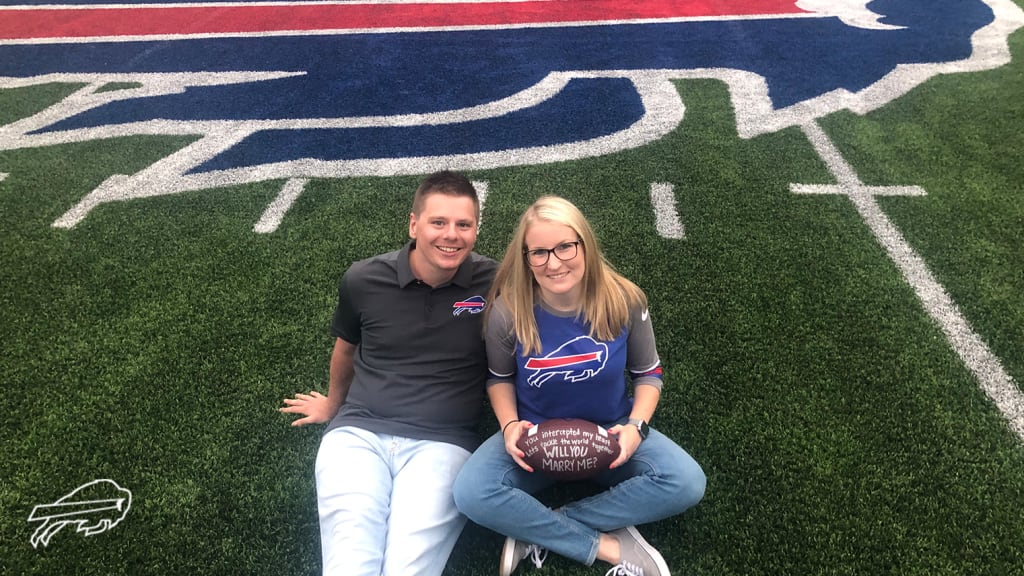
left=280, top=391, right=333, bottom=426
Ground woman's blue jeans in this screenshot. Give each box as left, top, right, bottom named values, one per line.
left=453, top=425, right=706, bottom=566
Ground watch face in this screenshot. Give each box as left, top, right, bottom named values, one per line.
left=630, top=419, right=649, bottom=439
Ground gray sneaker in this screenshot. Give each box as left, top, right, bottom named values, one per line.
left=605, top=526, right=670, bottom=576
left=499, top=536, right=547, bottom=576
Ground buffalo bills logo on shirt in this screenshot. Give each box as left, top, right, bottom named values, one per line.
left=452, top=295, right=486, bottom=316
left=525, top=336, right=609, bottom=388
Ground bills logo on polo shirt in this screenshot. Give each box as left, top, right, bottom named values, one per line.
left=525, top=336, right=608, bottom=388
left=452, top=295, right=486, bottom=316
left=1, top=0, right=1021, bottom=229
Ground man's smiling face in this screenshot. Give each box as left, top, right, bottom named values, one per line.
left=408, top=192, right=478, bottom=287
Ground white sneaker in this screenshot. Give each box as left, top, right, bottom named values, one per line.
left=604, top=526, right=670, bottom=576
left=499, top=536, right=547, bottom=576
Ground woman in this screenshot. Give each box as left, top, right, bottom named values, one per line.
left=453, top=196, right=706, bottom=576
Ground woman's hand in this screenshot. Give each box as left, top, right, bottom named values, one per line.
left=608, top=424, right=642, bottom=469
left=502, top=420, right=536, bottom=472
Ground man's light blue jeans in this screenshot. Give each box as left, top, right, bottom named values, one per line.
left=453, top=425, right=705, bottom=565
left=316, top=426, right=471, bottom=576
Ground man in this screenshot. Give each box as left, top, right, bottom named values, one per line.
left=280, top=171, right=497, bottom=576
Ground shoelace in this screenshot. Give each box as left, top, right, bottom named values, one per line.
left=604, top=561, right=644, bottom=576
left=524, top=544, right=548, bottom=569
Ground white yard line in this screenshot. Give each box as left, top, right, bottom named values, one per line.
left=254, top=177, right=308, bottom=233
left=650, top=182, right=685, bottom=240
left=473, top=180, right=488, bottom=230
left=793, top=120, right=1024, bottom=442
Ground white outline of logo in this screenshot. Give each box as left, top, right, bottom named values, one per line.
left=28, top=479, right=133, bottom=549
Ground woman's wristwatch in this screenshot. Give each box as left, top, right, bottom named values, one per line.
left=627, top=417, right=650, bottom=440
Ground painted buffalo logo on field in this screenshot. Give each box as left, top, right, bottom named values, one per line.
left=0, top=0, right=1021, bottom=229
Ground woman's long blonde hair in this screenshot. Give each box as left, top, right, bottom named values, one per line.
left=487, top=196, right=647, bottom=356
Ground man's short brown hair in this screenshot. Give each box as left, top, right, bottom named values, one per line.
left=412, top=171, right=480, bottom=219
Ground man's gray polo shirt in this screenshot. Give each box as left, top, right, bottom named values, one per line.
left=324, top=241, right=497, bottom=452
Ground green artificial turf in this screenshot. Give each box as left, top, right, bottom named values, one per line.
left=2, top=19, right=1023, bottom=576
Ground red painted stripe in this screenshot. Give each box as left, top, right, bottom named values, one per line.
left=0, top=0, right=806, bottom=41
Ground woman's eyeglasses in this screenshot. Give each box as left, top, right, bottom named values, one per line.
left=523, top=241, right=581, bottom=267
